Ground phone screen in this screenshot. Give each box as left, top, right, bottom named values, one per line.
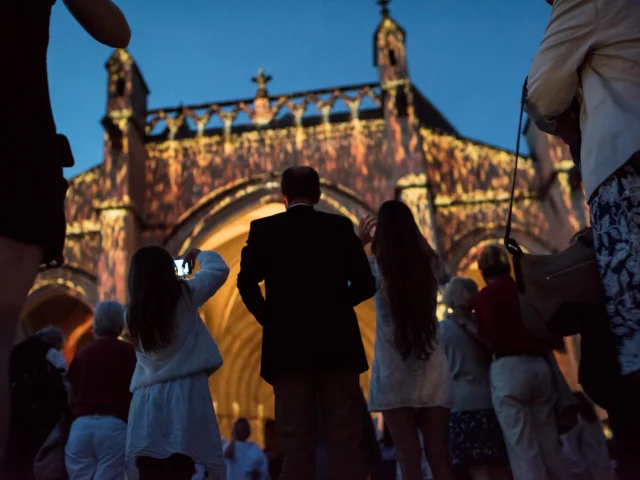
left=174, top=259, right=192, bottom=277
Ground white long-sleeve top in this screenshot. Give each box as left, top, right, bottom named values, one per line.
left=126, top=250, right=230, bottom=480
left=130, top=250, right=230, bottom=391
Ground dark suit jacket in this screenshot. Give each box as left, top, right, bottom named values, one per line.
left=237, top=206, right=376, bottom=384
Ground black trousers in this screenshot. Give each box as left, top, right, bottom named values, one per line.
left=607, top=379, right=640, bottom=480
left=136, top=454, right=196, bottom=480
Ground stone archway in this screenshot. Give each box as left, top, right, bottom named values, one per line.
left=449, top=227, right=553, bottom=288
left=168, top=187, right=377, bottom=445
left=21, top=267, right=98, bottom=361
left=21, top=292, right=94, bottom=363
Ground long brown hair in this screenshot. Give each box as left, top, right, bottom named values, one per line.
left=372, top=200, right=439, bottom=360
left=126, top=245, right=184, bottom=353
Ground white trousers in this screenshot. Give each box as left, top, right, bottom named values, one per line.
left=490, top=356, right=569, bottom=480
left=65, top=415, right=127, bottom=480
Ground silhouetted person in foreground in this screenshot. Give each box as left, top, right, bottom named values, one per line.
left=0, top=0, right=130, bottom=460
left=3, top=328, right=68, bottom=479
left=262, top=419, right=283, bottom=480
left=237, top=166, right=376, bottom=480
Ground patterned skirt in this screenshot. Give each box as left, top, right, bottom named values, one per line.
left=590, top=156, right=640, bottom=376
left=449, top=408, right=509, bottom=468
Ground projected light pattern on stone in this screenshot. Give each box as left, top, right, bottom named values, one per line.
left=23, top=5, right=589, bottom=444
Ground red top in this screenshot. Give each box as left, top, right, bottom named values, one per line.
left=67, top=337, right=137, bottom=423
left=474, top=275, right=553, bottom=357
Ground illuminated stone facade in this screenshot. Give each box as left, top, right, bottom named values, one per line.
left=20, top=10, right=589, bottom=439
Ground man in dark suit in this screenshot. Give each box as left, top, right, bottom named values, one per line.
left=237, top=166, right=376, bottom=480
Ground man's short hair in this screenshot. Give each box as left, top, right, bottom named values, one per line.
left=281, top=166, right=321, bottom=204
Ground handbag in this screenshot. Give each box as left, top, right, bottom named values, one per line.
left=503, top=80, right=605, bottom=339
left=33, top=421, right=68, bottom=480
left=547, top=353, right=580, bottom=434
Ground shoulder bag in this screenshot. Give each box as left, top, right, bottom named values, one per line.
left=503, top=80, right=605, bottom=339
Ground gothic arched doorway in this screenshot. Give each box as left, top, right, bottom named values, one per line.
left=20, top=292, right=94, bottom=363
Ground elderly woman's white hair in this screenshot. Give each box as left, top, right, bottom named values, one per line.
left=442, top=277, right=479, bottom=310
left=93, top=301, right=125, bottom=338
left=36, top=326, right=66, bottom=350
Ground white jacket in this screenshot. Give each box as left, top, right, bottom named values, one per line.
left=526, top=0, right=640, bottom=200
left=130, top=250, right=230, bottom=391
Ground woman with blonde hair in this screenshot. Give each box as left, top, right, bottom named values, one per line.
left=440, top=277, right=511, bottom=480
left=474, top=244, right=568, bottom=480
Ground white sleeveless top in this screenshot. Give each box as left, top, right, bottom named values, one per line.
left=367, top=257, right=451, bottom=412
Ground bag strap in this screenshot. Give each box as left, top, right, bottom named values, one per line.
left=504, top=80, right=529, bottom=257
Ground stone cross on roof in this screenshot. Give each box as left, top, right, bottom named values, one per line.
left=251, top=68, right=272, bottom=97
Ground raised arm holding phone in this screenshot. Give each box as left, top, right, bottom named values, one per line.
left=0, top=0, right=131, bottom=470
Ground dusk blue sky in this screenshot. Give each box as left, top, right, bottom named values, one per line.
left=49, top=1, right=552, bottom=178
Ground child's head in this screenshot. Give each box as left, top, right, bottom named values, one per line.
left=127, top=245, right=183, bottom=353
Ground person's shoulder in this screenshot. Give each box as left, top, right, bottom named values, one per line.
left=250, top=212, right=286, bottom=231
left=114, top=338, right=137, bottom=357
left=474, top=285, right=493, bottom=305
left=438, top=318, right=455, bottom=339
left=316, top=211, right=354, bottom=229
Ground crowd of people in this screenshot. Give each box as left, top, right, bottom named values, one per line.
left=0, top=166, right=624, bottom=480
left=3, top=0, right=640, bottom=479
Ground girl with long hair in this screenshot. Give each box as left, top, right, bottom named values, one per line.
left=125, top=246, right=229, bottom=480
left=359, top=200, right=454, bottom=480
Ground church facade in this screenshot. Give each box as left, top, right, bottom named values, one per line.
left=20, top=9, right=588, bottom=439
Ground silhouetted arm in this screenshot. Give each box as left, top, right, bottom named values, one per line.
left=526, top=0, right=596, bottom=134
left=63, top=0, right=131, bottom=48
left=344, top=219, right=377, bottom=306
left=237, top=222, right=269, bottom=326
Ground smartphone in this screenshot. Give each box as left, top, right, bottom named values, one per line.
left=174, top=259, right=192, bottom=277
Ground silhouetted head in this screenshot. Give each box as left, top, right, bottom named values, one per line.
left=127, top=245, right=184, bottom=353
left=281, top=166, right=321, bottom=207
left=372, top=200, right=439, bottom=360
left=478, top=244, right=511, bottom=282
left=93, top=301, right=125, bottom=339
left=36, top=326, right=66, bottom=351
left=233, top=418, right=251, bottom=442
